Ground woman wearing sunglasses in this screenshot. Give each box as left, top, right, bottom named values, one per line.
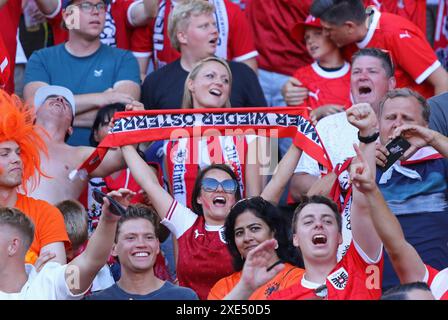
left=208, top=196, right=305, bottom=300
left=164, top=57, right=263, bottom=209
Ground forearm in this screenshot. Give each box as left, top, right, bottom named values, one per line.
left=34, top=0, right=59, bottom=15
left=430, top=130, right=448, bottom=158
left=261, top=145, right=302, bottom=203
left=74, top=93, right=107, bottom=114
left=68, top=215, right=118, bottom=294
left=73, top=109, right=97, bottom=128
left=289, top=173, right=318, bottom=201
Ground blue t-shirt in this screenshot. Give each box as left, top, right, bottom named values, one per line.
left=86, top=281, right=198, bottom=300
left=24, top=43, right=140, bottom=146
left=376, top=158, right=448, bottom=290
left=25, top=43, right=140, bottom=95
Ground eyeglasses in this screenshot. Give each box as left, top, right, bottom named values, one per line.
left=75, top=1, right=107, bottom=13
left=201, top=177, right=237, bottom=194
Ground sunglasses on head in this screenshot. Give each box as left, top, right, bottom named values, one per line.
left=201, top=177, right=237, bottom=194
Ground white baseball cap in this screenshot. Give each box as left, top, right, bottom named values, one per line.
left=34, top=85, right=76, bottom=116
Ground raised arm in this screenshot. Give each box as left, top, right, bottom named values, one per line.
left=67, top=192, right=121, bottom=295
left=350, top=145, right=426, bottom=283
left=244, top=136, right=264, bottom=197
left=260, top=144, right=302, bottom=204
left=425, top=66, right=448, bottom=96
left=224, top=239, right=283, bottom=300
left=121, top=145, right=173, bottom=219
left=346, top=103, right=382, bottom=260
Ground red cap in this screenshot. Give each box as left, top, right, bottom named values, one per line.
left=291, top=15, right=322, bottom=42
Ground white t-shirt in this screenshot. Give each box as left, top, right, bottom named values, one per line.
left=0, top=262, right=86, bottom=300
left=294, top=112, right=358, bottom=176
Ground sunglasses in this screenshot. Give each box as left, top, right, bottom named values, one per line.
left=92, top=189, right=126, bottom=216
left=314, top=284, right=328, bottom=300
left=201, top=177, right=237, bottom=194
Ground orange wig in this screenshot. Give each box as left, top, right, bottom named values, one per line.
left=0, top=89, right=48, bottom=193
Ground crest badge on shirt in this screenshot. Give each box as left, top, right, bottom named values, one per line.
left=327, top=267, right=349, bottom=290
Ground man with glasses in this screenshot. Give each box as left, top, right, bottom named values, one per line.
left=23, top=0, right=141, bottom=147
left=35, top=0, right=157, bottom=49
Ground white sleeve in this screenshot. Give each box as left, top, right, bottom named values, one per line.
left=161, top=200, right=198, bottom=239
left=294, top=151, right=321, bottom=177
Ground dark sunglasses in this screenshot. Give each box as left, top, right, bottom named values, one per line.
left=314, top=284, right=328, bottom=300
left=201, top=177, right=237, bottom=194
left=92, top=189, right=126, bottom=216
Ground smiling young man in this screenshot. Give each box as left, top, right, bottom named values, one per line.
left=87, top=204, right=198, bottom=300
left=24, top=0, right=140, bottom=147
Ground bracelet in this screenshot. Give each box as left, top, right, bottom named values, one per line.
left=358, top=131, right=379, bottom=144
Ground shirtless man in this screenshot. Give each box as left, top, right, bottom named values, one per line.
left=28, top=85, right=138, bottom=204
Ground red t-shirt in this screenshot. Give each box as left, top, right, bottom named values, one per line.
left=0, top=34, right=11, bottom=89
left=130, top=0, right=257, bottom=70
left=292, top=61, right=352, bottom=110
left=162, top=200, right=234, bottom=300
left=0, top=0, right=22, bottom=93
left=364, top=0, right=426, bottom=33
left=47, top=0, right=137, bottom=49
left=426, top=265, right=448, bottom=300
left=269, top=242, right=383, bottom=300
left=344, top=7, right=439, bottom=98
left=245, top=0, right=313, bottom=75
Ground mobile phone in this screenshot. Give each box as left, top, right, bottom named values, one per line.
left=92, top=189, right=126, bottom=216
left=381, top=137, right=411, bottom=171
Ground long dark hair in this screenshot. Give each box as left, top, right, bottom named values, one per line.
left=224, top=196, right=303, bottom=271
left=191, top=163, right=242, bottom=216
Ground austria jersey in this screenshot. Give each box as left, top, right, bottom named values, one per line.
left=364, top=0, right=427, bottom=33
left=269, top=241, right=383, bottom=300
left=162, top=200, right=234, bottom=300
left=0, top=0, right=21, bottom=93
left=425, top=265, right=448, bottom=300
left=292, top=61, right=352, bottom=110
left=344, top=6, right=440, bottom=98
left=130, top=0, right=257, bottom=69
left=46, top=0, right=138, bottom=49
left=0, top=34, right=10, bottom=89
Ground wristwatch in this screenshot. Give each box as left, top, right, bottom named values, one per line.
left=358, top=131, right=379, bottom=144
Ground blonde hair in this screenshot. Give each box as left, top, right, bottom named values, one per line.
left=168, top=0, right=215, bottom=52
left=181, top=56, right=232, bottom=109
left=56, top=199, right=88, bottom=251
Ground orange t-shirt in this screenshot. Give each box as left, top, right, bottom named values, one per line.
left=15, top=194, right=70, bottom=264
left=208, top=263, right=305, bottom=300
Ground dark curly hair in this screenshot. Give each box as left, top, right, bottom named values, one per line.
left=224, top=196, right=303, bottom=271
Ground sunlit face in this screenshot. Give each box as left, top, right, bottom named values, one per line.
left=37, top=95, right=73, bottom=122
left=188, top=61, right=231, bottom=109
left=180, top=13, right=219, bottom=59
left=112, top=218, right=160, bottom=273
left=379, top=96, right=427, bottom=145
left=304, top=27, right=337, bottom=61
left=64, top=0, right=107, bottom=40
left=234, top=210, right=275, bottom=259
left=351, top=56, right=395, bottom=113
left=320, top=20, right=354, bottom=47
left=293, top=203, right=342, bottom=263
left=0, top=141, right=23, bottom=189
left=197, top=169, right=237, bottom=226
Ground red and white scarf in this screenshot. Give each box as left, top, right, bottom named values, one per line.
left=71, top=107, right=332, bottom=180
